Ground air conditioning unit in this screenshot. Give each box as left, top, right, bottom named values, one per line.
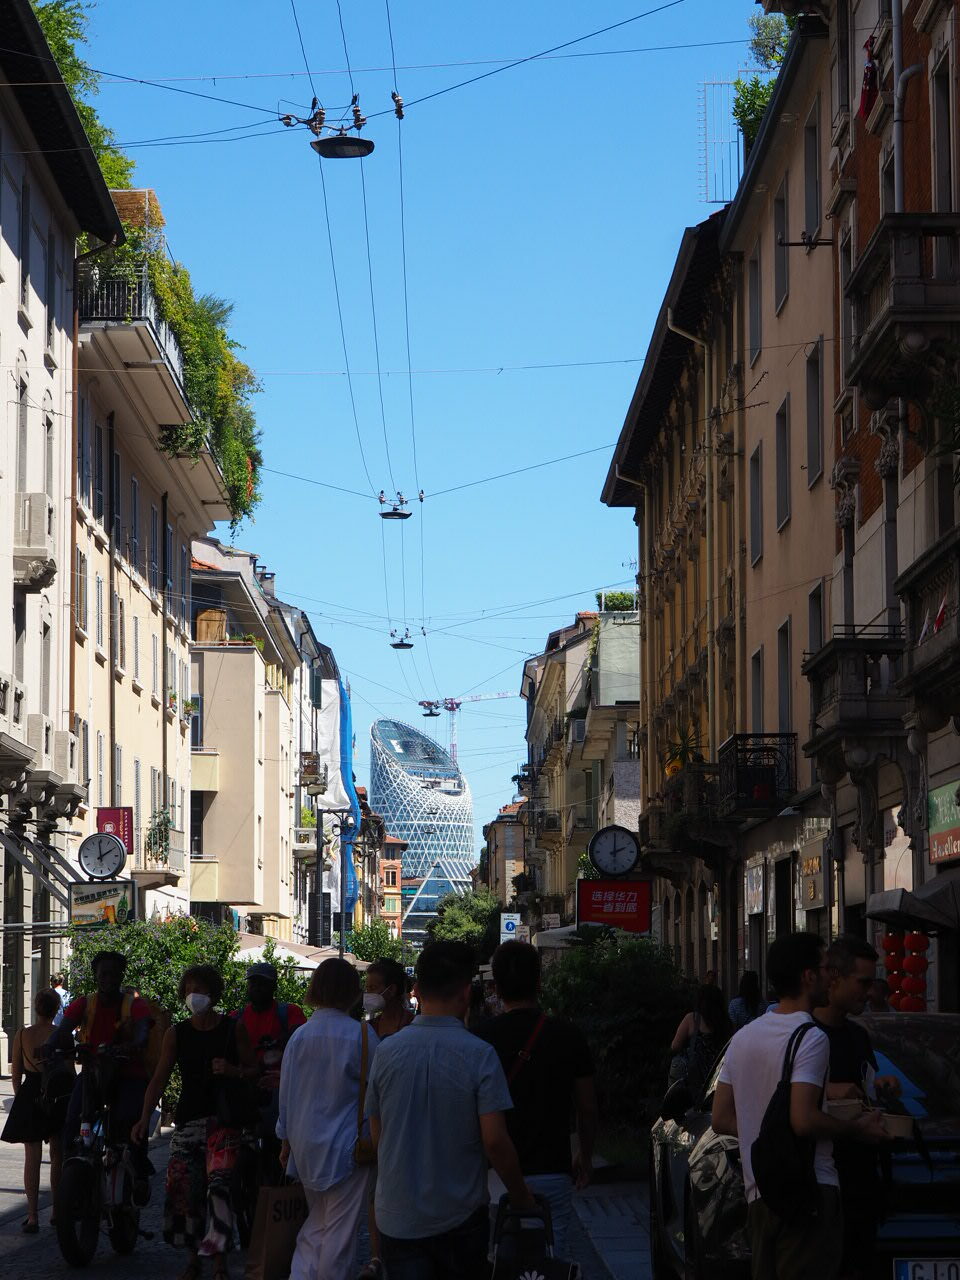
left=13, top=493, right=57, bottom=591
left=27, top=714, right=53, bottom=768
left=53, top=730, right=78, bottom=783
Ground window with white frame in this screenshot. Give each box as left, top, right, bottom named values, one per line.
left=806, top=338, right=823, bottom=484
left=75, top=549, right=88, bottom=632
left=95, top=574, right=104, bottom=649
left=132, top=615, right=141, bottom=682
left=114, top=743, right=122, bottom=805
left=94, top=423, right=104, bottom=523
left=169, top=778, right=177, bottom=829
left=774, top=180, right=789, bottom=309
left=775, top=397, right=791, bottom=529
left=149, top=506, right=159, bottom=593
left=150, top=766, right=161, bottom=816
left=134, top=758, right=142, bottom=855
left=750, top=443, right=763, bottom=564
left=748, top=242, right=762, bottom=363
left=130, top=476, right=140, bottom=571
left=118, top=598, right=126, bottom=670
left=777, top=620, right=792, bottom=733
left=111, top=450, right=122, bottom=549
left=804, top=100, right=821, bottom=237
left=96, top=732, right=104, bottom=806
left=152, top=633, right=159, bottom=696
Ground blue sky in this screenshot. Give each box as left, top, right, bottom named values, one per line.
left=85, top=0, right=756, bottom=848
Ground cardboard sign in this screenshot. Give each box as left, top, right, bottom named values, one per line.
left=97, top=807, right=134, bottom=854
left=69, top=880, right=137, bottom=926
left=576, top=878, right=652, bottom=933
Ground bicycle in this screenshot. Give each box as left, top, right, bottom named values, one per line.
left=53, top=1044, right=153, bottom=1267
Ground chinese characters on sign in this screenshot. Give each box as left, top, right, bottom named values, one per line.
left=69, top=880, right=137, bottom=926
left=576, top=878, right=652, bottom=934
left=96, top=807, right=134, bottom=854
left=929, top=782, right=960, bottom=865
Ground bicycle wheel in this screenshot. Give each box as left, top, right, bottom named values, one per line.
left=232, top=1141, right=259, bottom=1249
left=55, top=1158, right=101, bottom=1267
left=108, top=1206, right=140, bottom=1255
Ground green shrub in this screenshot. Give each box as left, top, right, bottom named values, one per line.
left=541, top=929, right=691, bottom=1126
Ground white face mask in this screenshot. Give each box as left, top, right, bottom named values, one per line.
left=362, top=993, right=386, bottom=1016
left=186, top=992, right=212, bottom=1014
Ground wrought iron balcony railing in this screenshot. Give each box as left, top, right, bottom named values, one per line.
left=78, top=273, right=186, bottom=389
left=717, top=733, right=797, bottom=818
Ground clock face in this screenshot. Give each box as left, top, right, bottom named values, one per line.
left=588, top=825, right=640, bottom=877
left=78, top=833, right=127, bottom=881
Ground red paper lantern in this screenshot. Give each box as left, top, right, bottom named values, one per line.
left=903, top=954, right=929, bottom=975
left=904, top=932, right=930, bottom=952
left=887, top=973, right=902, bottom=993
left=901, top=975, right=926, bottom=996
left=884, top=953, right=903, bottom=972
left=888, top=992, right=903, bottom=1010
left=882, top=933, right=904, bottom=953
left=901, top=995, right=926, bottom=1012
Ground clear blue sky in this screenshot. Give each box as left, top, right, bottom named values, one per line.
left=86, top=0, right=756, bottom=850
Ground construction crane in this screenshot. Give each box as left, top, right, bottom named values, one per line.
left=418, top=692, right=516, bottom=763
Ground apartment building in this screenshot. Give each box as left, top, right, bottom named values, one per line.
left=379, top=835, right=406, bottom=940
left=72, top=191, right=232, bottom=923
left=0, top=0, right=123, bottom=1061
left=482, top=801, right=527, bottom=904
left=189, top=540, right=354, bottom=945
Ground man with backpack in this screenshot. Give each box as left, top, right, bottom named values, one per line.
left=711, top=932, right=884, bottom=1280
left=235, top=962, right=306, bottom=1172
left=476, top=940, right=596, bottom=1258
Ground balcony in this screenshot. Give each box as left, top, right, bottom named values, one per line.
left=896, top=524, right=960, bottom=727
left=532, top=808, right=562, bottom=848
left=13, top=492, right=56, bottom=591
left=131, top=825, right=185, bottom=889
left=845, top=212, right=960, bottom=403
left=802, top=625, right=908, bottom=772
left=717, top=733, right=798, bottom=819
left=565, top=802, right=596, bottom=843
left=78, top=273, right=186, bottom=393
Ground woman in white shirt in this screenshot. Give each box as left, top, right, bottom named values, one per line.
left=278, top=958, right=378, bottom=1280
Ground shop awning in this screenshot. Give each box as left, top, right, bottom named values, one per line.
left=866, top=867, right=960, bottom=932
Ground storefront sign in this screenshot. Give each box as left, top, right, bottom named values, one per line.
left=800, top=842, right=825, bottom=911
left=928, top=783, right=960, bottom=865
left=745, top=864, right=764, bottom=915
left=96, top=807, right=134, bottom=854
left=576, top=878, right=652, bottom=933
left=69, top=880, right=137, bottom=926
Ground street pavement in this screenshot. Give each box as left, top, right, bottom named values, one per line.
left=1, top=1078, right=650, bottom=1278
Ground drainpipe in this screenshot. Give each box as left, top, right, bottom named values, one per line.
left=666, top=308, right=716, bottom=759
left=893, top=0, right=923, bottom=216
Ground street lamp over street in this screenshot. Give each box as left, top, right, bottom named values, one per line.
left=311, top=132, right=375, bottom=159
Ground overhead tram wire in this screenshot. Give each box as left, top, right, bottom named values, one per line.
left=364, top=0, right=686, bottom=119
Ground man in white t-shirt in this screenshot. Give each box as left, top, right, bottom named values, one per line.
left=712, top=932, right=884, bottom=1280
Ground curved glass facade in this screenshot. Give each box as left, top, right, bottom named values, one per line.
left=369, top=719, right=474, bottom=943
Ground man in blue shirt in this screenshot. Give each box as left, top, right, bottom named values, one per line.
left=366, top=941, right=533, bottom=1279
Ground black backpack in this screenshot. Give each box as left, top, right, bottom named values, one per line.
left=750, top=1022, right=823, bottom=1219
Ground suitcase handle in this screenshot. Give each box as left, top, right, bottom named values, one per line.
left=492, top=1192, right=555, bottom=1250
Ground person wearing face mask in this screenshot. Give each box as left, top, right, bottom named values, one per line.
left=132, top=965, right=255, bottom=1280
left=362, top=960, right=415, bottom=1038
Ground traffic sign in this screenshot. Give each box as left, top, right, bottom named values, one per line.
left=499, top=912, right=521, bottom=942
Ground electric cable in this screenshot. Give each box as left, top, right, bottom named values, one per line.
left=364, top=1, right=686, bottom=119
left=288, top=0, right=320, bottom=100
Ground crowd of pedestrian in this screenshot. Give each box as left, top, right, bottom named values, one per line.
left=2, top=939, right=597, bottom=1279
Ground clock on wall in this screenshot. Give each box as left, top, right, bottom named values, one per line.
left=587, top=824, right=641, bottom=878
left=78, top=832, right=127, bottom=882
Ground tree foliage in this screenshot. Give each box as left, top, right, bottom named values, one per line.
left=65, top=918, right=309, bottom=1015
left=427, top=889, right=501, bottom=959
left=346, top=918, right=415, bottom=966
left=595, top=590, right=638, bottom=612
left=31, top=1, right=263, bottom=528
left=541, top=930, right=692, bottom=1125
left=31, top=1, right=135, bottom=189
left=733, top=14, right=796, bottom=152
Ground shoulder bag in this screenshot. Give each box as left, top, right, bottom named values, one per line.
left=354, top=1021, right=376, bottom=1166
left=750, top=1021, right=822, bottom=1219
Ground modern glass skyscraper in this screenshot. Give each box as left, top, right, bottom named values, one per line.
left=369, top=719, right=475, bottom=944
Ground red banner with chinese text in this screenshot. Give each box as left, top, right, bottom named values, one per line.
left=97, top=807, right=134, bottom=854
left=576, top=878, right=652, bottom=933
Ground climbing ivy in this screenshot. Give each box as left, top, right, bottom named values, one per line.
left=32, top=0, right=263, bottom=528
